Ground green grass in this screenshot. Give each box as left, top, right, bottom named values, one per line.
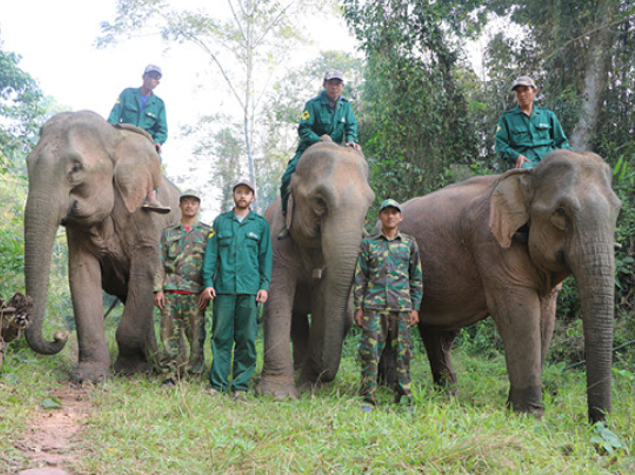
left=2, top=326, right=635, bottom=474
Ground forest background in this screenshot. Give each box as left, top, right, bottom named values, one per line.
left=1, top=0, right=635, bottom=472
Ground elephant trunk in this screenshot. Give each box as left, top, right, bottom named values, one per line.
left=24, top=190, right=69, bottom=354
left=571, top=237, right=616, bottom=423
left=303, top=225, right=362, bottom=383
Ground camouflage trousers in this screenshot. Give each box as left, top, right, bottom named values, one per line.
left=159, top=292, right=206, bottom=380
left=359, top=309, right=412, bottom=403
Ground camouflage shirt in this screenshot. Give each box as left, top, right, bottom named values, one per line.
left=154, top=220, right=211, bottom=294
left=353, top=232, right=423, bottom=312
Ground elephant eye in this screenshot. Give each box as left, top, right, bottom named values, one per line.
left=71, top=164, right=83, bottom=173
left=551, top=207, right=567, bottom=231
left=314, top=196, right=326, bottom=215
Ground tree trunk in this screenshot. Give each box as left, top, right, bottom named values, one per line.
left=569, top=1, right=614, bottom=151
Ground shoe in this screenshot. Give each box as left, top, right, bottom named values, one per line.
left=161, top=378, right=176, bottom=387
left=233, top=390, right=248, bottom=402
left=362, top=395, right=377, bottom=406
left=205, top=387, right=221, bottom=396
left=142, top=198, right=171, bottom=214
left=360, top=404, right=375, bottom=412
left=277, top=227, right=289, bottom=240
left=394, top=394, right=413, bottom=406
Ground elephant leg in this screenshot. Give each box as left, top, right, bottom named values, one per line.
left=491, top=288, right=544, bottom=417
left=539, top=285, right=559, bottom=367
left=113, top=248, right=156, bottom=375
left=419, top=325, right=460, bottom=393
left=67, top=230, right=111, bottom=383
left=258, top=269, right=299, bottom=398
left=378, top=337, right=396, bottom=388
left=291, top=311, right=310, bottom=373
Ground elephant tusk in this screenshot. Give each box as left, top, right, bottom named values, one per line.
left=614, top=242, right=622, bottom=250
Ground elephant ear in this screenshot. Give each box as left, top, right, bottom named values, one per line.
left=112, top=131, right=162, bottom=213
left=489, top=169, right=532, bottom=249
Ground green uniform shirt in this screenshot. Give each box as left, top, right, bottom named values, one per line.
left=202, top=210, right=272, bottom=295
left=495, top=105, right=571, bottom=168
left=353, top=232, right=424, bottom=312
left=107, top=87, right=168, bottom=145
left=154, top=220, right=211, bottom=294
left=296, top=91, right=358, bottom=154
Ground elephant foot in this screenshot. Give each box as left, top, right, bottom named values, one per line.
left=70, top=361, right=111, bottom=384
left=507, top=385, right=544, bottom=418
left=432, top=371, right=458, bottom=395
left=114, top=354, right=150, bottom=375
left=256, top=375, right=298, bottom=399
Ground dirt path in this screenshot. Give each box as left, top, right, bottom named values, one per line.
left=13, top=384, right=91, bottom=475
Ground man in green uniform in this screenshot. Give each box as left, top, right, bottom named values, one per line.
left=108, top=64, right=170, bottom=212
left=200, top=179, right=272, bottom=401
left=496, top=76, right=572, bottom=169
left=278, top=68, right=361, bottom=238
left=154, top=190, right=211, bottom=386
left=353, top=199, right=423, bottom=408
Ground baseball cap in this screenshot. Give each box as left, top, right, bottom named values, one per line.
left=179, top=189, right=201, bottom=202
left=324, top=69, right=344, bottom=82
left=232, top=178, right=255, bottom=194
left=379, top=199, right=401, bottom=212
left=144, top=64, right=162, bottom=77
left=511, top=76, right=536, bottom=91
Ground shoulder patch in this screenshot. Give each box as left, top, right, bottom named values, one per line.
left=301, top=110, right=310, bottom=120
left=208, top=228, right=215, bottom=238
left=496, top=125, right=501, bottom=132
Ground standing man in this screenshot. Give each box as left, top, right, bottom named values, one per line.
left=108, top=64, right=170, bottom=212
left=353, top=199, right=423, bottom=408
left=154, top=190, right=211, bottom=386
left=278, top=68, right=361, bottom=238
left=200, top=179, right=272, bottom=401
left=496, top=76, right=572, bottom=169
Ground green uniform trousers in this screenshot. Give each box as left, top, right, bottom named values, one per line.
left=360, top=309, right=413, bottom=403
left=210, top=294, right=258, bottom=392
left=280, top=151, right=303, bottom=215
left=159, top=292, right=206, bottom=379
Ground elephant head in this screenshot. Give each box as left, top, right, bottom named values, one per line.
left=489, top=149, right=622, bottom=422
left=24, top=110, right=162, bottom=355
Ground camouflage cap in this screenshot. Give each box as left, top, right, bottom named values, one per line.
left=232, top=178, right=255, bottom=194
left=144, top=64, right=162, bottom=77
left=379, top=198, right=401, bottom=212
left=324, top=69, right=344, bottom=82
left=180, top=189, right=201, bottom=202
left=511, top=76, right=537, bottom=91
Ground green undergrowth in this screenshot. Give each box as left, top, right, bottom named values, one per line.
left=1, top=325, right=635, bottom=474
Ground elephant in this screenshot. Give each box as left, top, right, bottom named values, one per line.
left=257, top=142, right=375, bottom=398
left=24, top=110, right=181, bottom=383
left=381, top=150, right=621, bottom=422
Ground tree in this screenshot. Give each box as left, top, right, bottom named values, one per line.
left=98, top=0, right=328, bottom=209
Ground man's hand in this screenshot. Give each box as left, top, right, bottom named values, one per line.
left=354, top=308, right=364, bottom=328
left=515, top=154, right=530, bottom=169
left=198, top=287, right=216, bottom=309
left=256, top=290, right=269, bottom=304
left=346, top=142, right=362, bottom=152
left=408, top=309, right=419, bottom=328
left=319, top=134, right=333, bottom=142
left=154, top=291, right=166, bottom=310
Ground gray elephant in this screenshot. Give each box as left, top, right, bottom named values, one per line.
left=257, top=142, right=375, bottom=397
left=24, top=110, right=181, bottom=383
left=386, top=150, right=620, bottom=422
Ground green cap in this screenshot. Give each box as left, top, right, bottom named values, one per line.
left=179, top=189, right=201, bottom=202
left=379, top=198, right=401, bottom=212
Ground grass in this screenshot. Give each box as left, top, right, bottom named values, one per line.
left=1, top=321, right=635, bottom=474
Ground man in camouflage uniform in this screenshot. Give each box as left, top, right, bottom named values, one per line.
left=353, top=199, right=423, bottom=407
left=154, top=190, right=211, bottom=385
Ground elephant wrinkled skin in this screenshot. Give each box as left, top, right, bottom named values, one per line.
left=258, top=142, right=375, bottom=398
left=392, top=150, right=621, bottom=422
left=24, top=110, right=181, bottom=383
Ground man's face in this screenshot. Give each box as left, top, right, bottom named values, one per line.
left=323, top=79, right=344, bottom=102
left=179, top=197, right=200, bottom=218
left=142, top=72, right=161, bottom=92
left=233, top=185, right=255, bottom=209
left=514, top=85, right=536, bottom=108
left=379, top=207, right=402, bottom=232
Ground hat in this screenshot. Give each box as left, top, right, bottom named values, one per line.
left=179, top=189, right=201, bottom=202
left=379, top=199, right=401, bottom=212
left=232, top=178, right=255, bottom=194
left=144, top=64, right=162, bottom=77
left=511, top=76, right=536, bottom=91
left=324, top=69, right=344, bottom=82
